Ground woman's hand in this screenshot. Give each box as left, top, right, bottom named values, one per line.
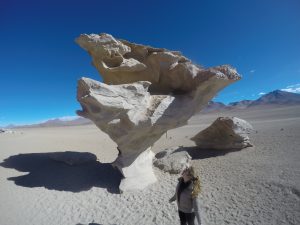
left=169, top=195, right=176, bottom=203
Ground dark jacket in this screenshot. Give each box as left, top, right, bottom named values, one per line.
left=170, top=178, right=201, bottom=225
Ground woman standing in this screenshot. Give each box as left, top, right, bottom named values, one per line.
left=169, top=166, right=202, bottom=225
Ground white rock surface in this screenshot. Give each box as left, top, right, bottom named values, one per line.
left=115, top=148, right=157, bottom=192
left=0, top=129, right=17, bottom=134
left=191, top=117, right=254, bottom=150
left=75, top=33, right=240, bottom=94
left=76, top=33, right=241, bottom=191
left=153, top=147, right=192, bottom=174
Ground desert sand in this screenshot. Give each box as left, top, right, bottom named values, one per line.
left=0, top=106, right=299, bottom=225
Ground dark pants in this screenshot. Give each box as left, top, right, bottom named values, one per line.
left=178, top=210, right=195, bottom=225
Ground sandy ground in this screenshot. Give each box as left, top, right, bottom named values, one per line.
left=0, top=106, right=299, bottom=225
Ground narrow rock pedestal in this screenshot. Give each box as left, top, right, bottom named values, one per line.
left=113, top=148, right=157, bottom=192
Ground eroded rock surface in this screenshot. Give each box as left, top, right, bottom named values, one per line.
left=76, top=33, right=241, bottom=191
left=0, top=129, right=17, bottom=134
left=76, top=33, right=239, bottom=94
left=153, top=147, right=192, bottom=174
left=191, top=117, right=253, bottom=150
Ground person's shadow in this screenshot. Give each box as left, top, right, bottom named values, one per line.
left=0, top=151, right=123, bottom=194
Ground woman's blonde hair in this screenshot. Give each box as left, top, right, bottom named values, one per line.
left=187, top=166, right=201, bottom=198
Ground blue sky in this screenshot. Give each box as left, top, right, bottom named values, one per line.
left=0, top=0, right=299, bottom=126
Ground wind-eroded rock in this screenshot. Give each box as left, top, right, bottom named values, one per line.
left=153, top=147, right=192, bottom=174
left=76, top=33, right=239, bottom=94
left=76, top=33, right=241, bottom=191
left=0, top=129, right=17, bottom=134
left=191, top=117, right=253, bottom=150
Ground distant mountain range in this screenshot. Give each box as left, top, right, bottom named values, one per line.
left=5, top=117, right=91, bottom=129
left=4, top=90, right=300, bottom=128
left=202, top=90, right=300, bottom=113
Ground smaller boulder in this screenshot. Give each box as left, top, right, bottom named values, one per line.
left=191, top=117, right=253, bottom=150
left=153, top=147, right=191, bottom=174
left=0, top=129, right=16, bottom=134
left=50, top=151, right=97, bottom=166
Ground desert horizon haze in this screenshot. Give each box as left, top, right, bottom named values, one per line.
left=2, top=89, right=300, bottom=128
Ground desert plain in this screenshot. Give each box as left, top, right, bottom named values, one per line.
left=0, top=105, right=299, bottom=225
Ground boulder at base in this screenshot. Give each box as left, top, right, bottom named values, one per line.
left=153, top=147, right=191, bottom=174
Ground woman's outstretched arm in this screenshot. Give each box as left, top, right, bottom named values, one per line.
left=169, top=180, right=180, bottom=203
left=169, top=194, right=176, bottom=203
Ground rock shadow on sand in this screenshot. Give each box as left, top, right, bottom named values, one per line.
left=174, top=146, right=247, bottom=159
left=0, top=151, right=122, bottom=194
left=76, top=223, right=103, bottom=225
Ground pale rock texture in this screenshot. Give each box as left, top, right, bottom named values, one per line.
left=0, top=129, right=16, bottom=134
left=153, top=147, right=192, bottom=174
left=76, top=33, right=241, bottom=191
left=76, top=33, right=239, bottom=94
left=191, top=117, right=253, bottom=150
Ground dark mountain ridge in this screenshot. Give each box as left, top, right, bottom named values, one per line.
left=201, top=90, right=300, bottom=113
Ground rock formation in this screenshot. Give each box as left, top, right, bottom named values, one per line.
left=0, top=129, right=16, bottom=134
left=191, top=117, right=253, bottom=150
left=153, top=147, right=192, bottom=174
left=75, top=33, right=241, bottom=191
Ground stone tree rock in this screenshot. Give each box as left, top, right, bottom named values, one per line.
left=75, top=33, right=241, bottom=191
left=191, top=117, right=253, bottom=150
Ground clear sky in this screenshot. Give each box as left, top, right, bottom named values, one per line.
left=0, top=0, right=299, bottom=126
